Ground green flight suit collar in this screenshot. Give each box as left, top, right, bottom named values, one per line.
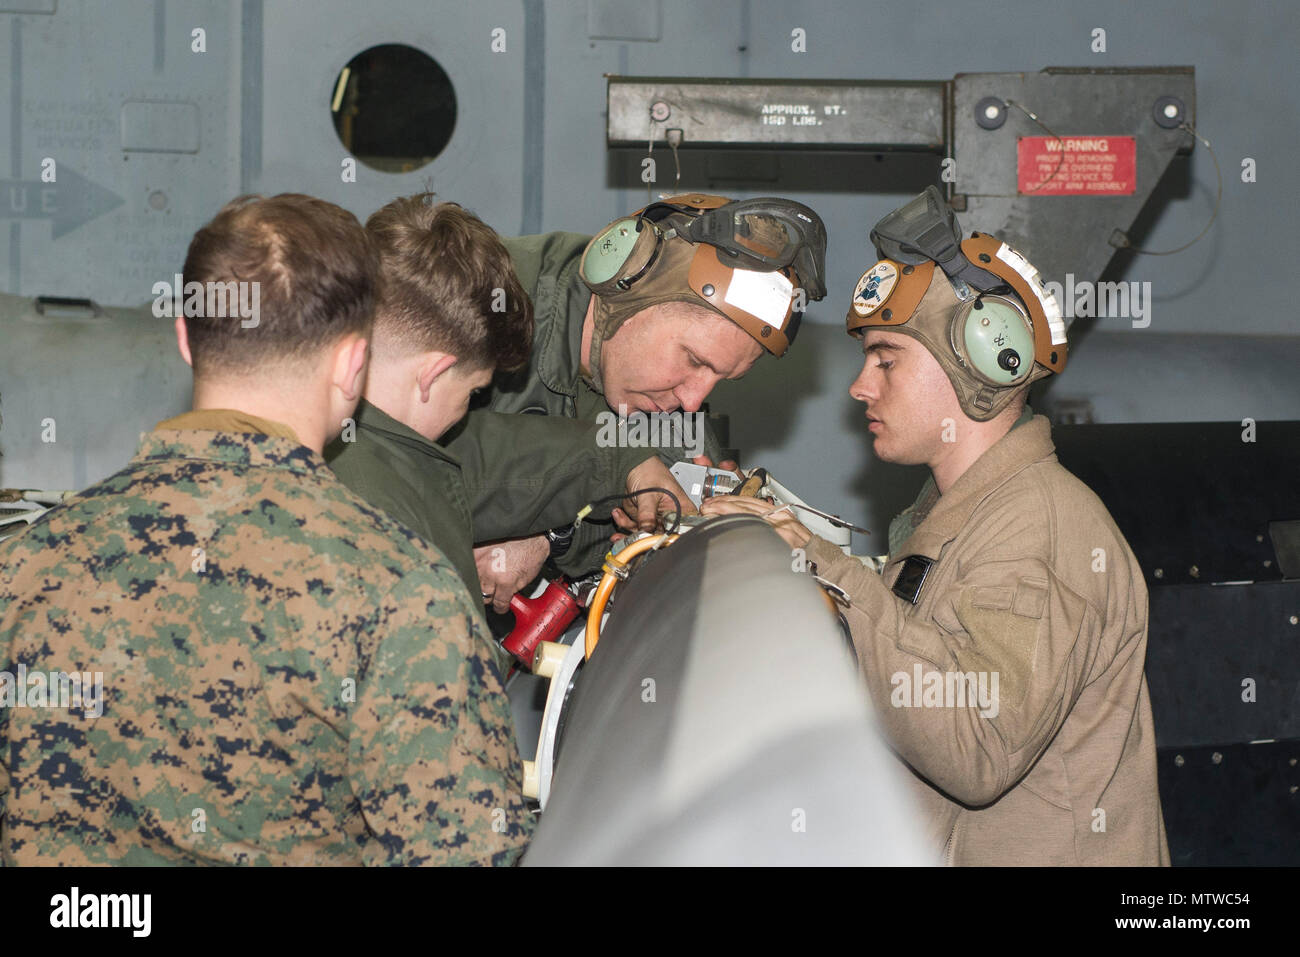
left=333, top=398, right=488, bottom=622
left=505, top=232, right=596, bottom=403
left=352, top=398, right=458, bottom=467
left=536, top=273, right=592, bottom=400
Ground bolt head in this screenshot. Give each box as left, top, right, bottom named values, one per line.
left=1164, top=103, right=1179, bottom=118
left=984, top=104, right=1000, bottom=120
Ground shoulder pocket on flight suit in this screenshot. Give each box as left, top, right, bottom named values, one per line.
left=1013, top=578, right=1049, bottom=619
left=953, top=576, right=1050, bottom=714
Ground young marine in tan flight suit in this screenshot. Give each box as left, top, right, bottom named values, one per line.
left=705, top=189, right=1169, bottom=865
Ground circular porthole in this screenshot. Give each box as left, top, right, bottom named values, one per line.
left=330, top=43, right=457, bottom=174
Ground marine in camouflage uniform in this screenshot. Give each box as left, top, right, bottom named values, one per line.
left=0, top=410, right=533, bottom=865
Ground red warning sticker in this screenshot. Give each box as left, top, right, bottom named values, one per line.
left=1016, top=135, right=1136, bottom=195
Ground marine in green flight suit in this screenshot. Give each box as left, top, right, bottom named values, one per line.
left=328, top=399, right=655, bottom=603
left=447, top=194, right=829, bottom=588
left=328, top=195, right=690, bottom=622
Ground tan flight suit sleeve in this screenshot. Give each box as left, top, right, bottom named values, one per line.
left=803, top=508, right=1099, bottom=808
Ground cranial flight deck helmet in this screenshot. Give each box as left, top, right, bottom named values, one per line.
left=579, top=193, right=827, bottom=391
left=847, top=186, right=1069, bottom=421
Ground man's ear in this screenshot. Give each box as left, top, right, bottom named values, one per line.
left=174, top=316, right=194, bottom=368
left=333, top=334, right=370, bottom=401
left=417, top=352, right=458, bottom=403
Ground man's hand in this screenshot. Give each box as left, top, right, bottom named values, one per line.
left=693, top=454, right=741, bottom=474
left=473, top=536, right=550, bottom=613
left=700, top=495, right=813, bottom=551
left=611, top=457, right=697, bottom=533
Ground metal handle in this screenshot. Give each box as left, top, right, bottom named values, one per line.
left=33, top=296, right=105, bottom=319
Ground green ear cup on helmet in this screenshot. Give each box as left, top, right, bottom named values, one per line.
left=581, top=218, right=643, bottom=285
left=953, top=295, right=1036, bottom=386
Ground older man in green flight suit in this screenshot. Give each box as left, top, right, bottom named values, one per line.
left=450, top=192, right=829, bottom=609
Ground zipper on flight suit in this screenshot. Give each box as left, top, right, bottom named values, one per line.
left=943, top=818, right=958, bottom=866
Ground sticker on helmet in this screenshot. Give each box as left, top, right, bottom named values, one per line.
left=852, top=261, right=898, bottom=317
left=724, top=268, right=794, bottom=328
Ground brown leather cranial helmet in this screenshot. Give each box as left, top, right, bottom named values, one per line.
left=847, top=191, right=1069, bottom=422
left=579, top=193, right=827, bottom=390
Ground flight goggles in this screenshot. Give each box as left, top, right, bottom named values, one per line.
left=850, top=185, right=1067, bottom=375
left=870, top=185, right=1005, bottom=294
left=641, top=196, right=828, bottom=301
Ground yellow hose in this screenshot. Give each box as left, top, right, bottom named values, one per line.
left=584, top=533, right=678, bottom=659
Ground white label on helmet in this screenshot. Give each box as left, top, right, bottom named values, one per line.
left=724, top=268, right=794, bottom=328
left=995, top=243, right=1067, bottom=346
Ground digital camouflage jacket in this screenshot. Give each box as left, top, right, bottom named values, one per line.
left=0, top=424, right=533, bottom=865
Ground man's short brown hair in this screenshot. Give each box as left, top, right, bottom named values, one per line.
left=365, top=195, right=532, bottom=372
left=181, top=193, right=379, bottom=376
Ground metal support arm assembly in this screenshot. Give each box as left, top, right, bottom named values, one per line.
left=608, top=67, right=1197, bottom=293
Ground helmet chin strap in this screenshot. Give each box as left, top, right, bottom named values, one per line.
left=958, top=381, right=1013, bottom=423
left=583, top=296, right=619, bottom=396
left=951, top=363, right=1047, bottom=422
left=585, top=332, right=606, bottom=395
